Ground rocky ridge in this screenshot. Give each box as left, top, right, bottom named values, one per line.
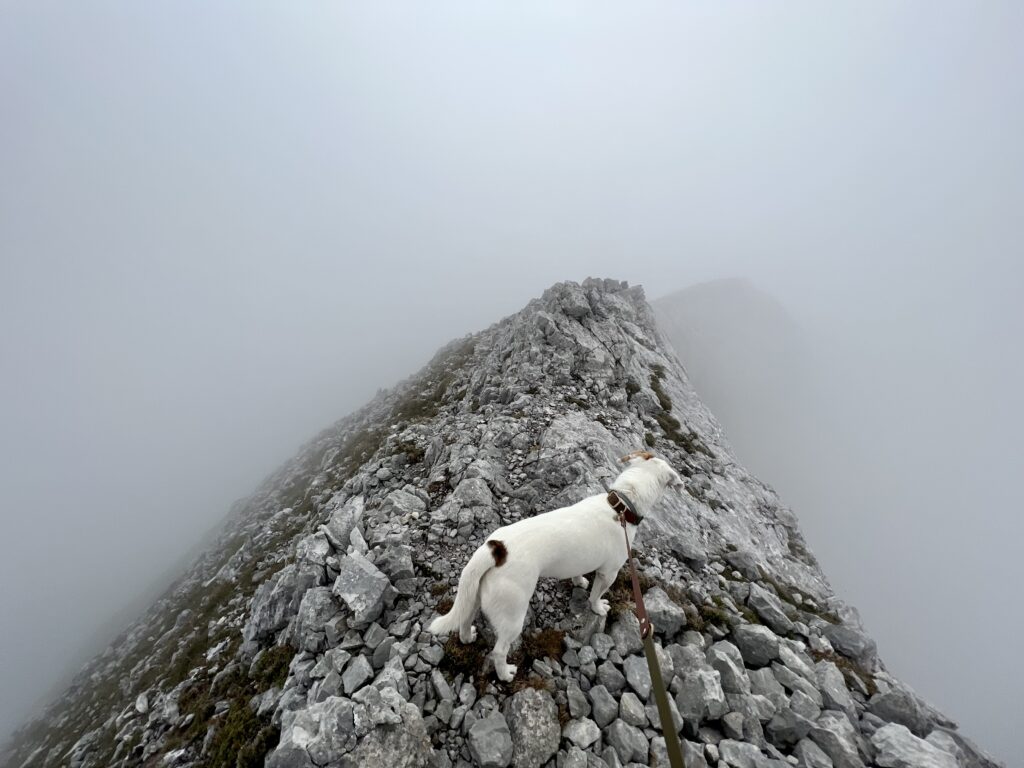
left=1, top=278, right=1002, bottom=768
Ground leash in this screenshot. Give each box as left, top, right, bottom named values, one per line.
left=606, top=488, right=686, bottom=768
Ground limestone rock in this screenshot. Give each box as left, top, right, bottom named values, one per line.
left=332, top=551, right=391, bottom=628
left=504, top=687, right=560, bottom=768
left=766, top=707, right=815, bottom=748
left=346, top=694, right=433, bottom=768
left=322, top=496, right=364, bottom=550
left=868, top=684, right=931, bottom=737
left=606, top=719, right=649, bottom=764
left=794, top=738, right=834, bottom=768
left=809, top=711, right=865, bottom=768
left=747, top=584, right=795, bottom=636
left=643, top=587, right=688, bottom=637
left=732, top=624, right=781, bottom=668
left=815, top=660, right=855, bottom=719
left=675, top=668, right=727, bottom=725
left=293, top=587, right=341, bottom=652
left=588, top=684, right=619, bottom=728
left=872, top=724, right=958, bottom=768
left=377, top=542, right=416, bottom=582
left=717, top=739, right=765, bottom=768
left=245, top=563, right=319, bottom=642
left=706, top=640, right=751, bottom=695
left=821, top=624, right=877, bottom=670
left=468, top=712, right=514, bottom=768
left=563, top=718, right=601, bottom=750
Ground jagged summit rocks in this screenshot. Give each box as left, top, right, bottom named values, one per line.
left=1, top=278, right=1002, bottom=768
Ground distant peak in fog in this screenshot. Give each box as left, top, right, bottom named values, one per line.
left=654, top=277, right=800, bottom=334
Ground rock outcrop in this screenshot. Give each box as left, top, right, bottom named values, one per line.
left=0, top=279, right=1002, bottom=768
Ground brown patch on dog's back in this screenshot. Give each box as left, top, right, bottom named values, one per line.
left=487, top=539, right=508, bottom=567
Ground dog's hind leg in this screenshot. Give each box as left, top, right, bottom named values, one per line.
left=572, top=575, right=589, bottom=589
left=481, top=574, right=532, bottom=683
left=588, top=568, right=617, bottom=616
left=458, top=590, right=479, bottom=643
left=489, top=630, right=517, bottom=683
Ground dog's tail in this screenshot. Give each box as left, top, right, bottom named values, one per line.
left=427, top=541, right=502, bottom=636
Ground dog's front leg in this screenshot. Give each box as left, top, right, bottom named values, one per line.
left=587, top=569, right=616, bottom=616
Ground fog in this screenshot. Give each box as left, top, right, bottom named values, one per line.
left=1, top=1, right=1020, bottom=761
left=655, top=274, right=1023, bottom=763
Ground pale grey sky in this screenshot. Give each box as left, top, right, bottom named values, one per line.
left=1, top=1, right=1021, bottom=760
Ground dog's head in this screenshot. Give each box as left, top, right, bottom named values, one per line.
left=619, top=450, right=685, bottom=491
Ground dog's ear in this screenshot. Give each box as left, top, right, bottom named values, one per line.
left=620, top=450, right=655, bottom=464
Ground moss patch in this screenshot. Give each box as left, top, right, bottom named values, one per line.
left=649, top=366, right=713, bottom=457
left=810, top=648, right=878, bottom=696
left=392, top=338, right=476, bottom=424
left=511, top=674, right=554, bottom=695
left=787, top=534, right=820, bottom=568
left=429, top=581, right=449, bottom=597
left=606, top=569, right=656, bottom=619
left=205, top=699, right=277, bottom=768
left=396, top=439, right=426, bottom=464
left=251, top=645, right=295, bottom=689
left=439, top=635, right=492, bottom=695
left=699, top=603, right=731, bottom=627
left=435, top=597, right=454, bottom=615
left=518, top=628, right=565, bottom=664
left=170, top=644, right=294, bottom=766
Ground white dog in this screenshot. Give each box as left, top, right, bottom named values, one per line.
left=428, top=451, right=684, bottom=681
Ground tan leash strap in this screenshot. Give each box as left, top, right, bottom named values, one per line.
left=620, top=519, right=653, bottom=639
left=619, top=513, right=686, bottom=768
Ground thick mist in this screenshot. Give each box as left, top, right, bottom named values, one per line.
left=1, top=1, right=1020, bottom=761
left=655, top=276, right=1023, bottom=762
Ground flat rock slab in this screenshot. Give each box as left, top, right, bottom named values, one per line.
left=332, top=551, right=391, bottom=627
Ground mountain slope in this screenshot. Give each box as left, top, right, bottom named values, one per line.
left=2, top=279, right=1000, bottom=768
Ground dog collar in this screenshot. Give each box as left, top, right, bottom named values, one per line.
left=608, top=489, right=643, bottom=525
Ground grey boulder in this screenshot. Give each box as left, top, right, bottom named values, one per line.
left=562, top=717, right=601, bottom=750
left=868, top=684, right=931, bottom=737
left=675, top=668, right=727, bottom=724
left=821, top=624, right=877, bottom=670
left=588, top=684, right=619, bottom=728
left=245, top=563, right=320, bottom=642
left=766, top=707, right=815, bottom=748
left=732, top=624, right=781, bottom=667
left=468, top=712, right=514, bottom=768
left=332, top=551, right=391, bottom=628
left=717, top=739, right=765, bottom=768
left=871, top=723, right=958, bottom=768
left=321, top=495, right=364, bottom=550
left=815, top=661, right=855, bottom=719
left=269, top=697, right=356, bottom=768
left=377, top=542, right=416, bottom=582
left=504, top=687, right=560, bottom=768
left=347, top=691, right=433, bottom=768
left=606, top=718, right=649, bottom=764
left=644, top=587, right=688, bottom=637
left=292, top=587, right=341, bottom=652
left=809, top=711, right=865, bottom=768
left=794, top=738, right=834, bottom=768
left=747, top=584, right=795, bottom=635
left=706, top=640, right=751, bottom=694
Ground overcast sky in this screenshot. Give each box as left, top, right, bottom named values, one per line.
left=1, top=1, right=1021, bottom=761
